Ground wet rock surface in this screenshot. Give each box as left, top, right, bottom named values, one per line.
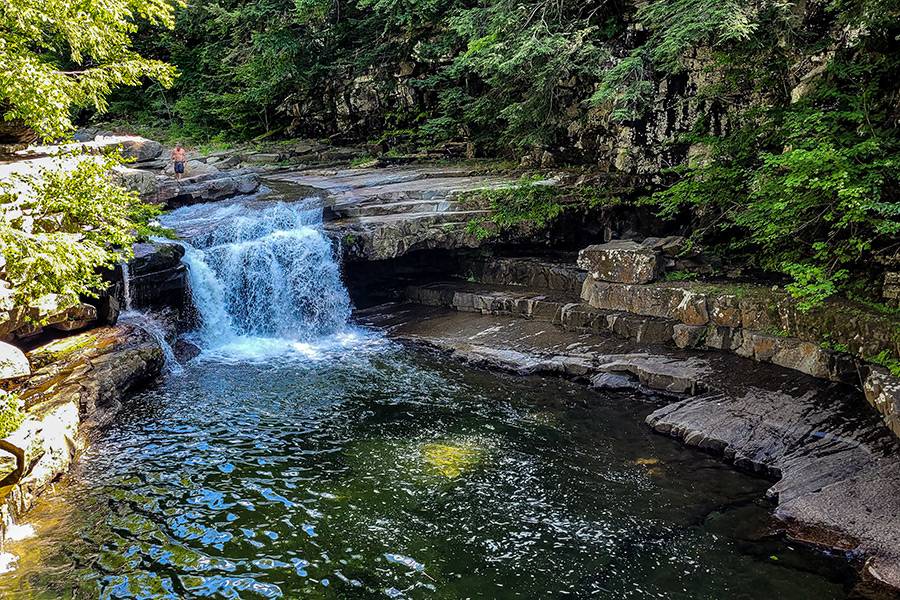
left=265, top=167, right=529, bottom=260
left=0, top=323, right=164, bottom=547
left=127, top=242, right=189, bottom=310
left=357, top=302, right=900, bottom=591
left=648, top=390, right=900, bottom=590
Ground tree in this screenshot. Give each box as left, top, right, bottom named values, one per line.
left=0, top=0, right=178, bottom=312
left=0, top=154, right=155, bottom=309
left=0, top=0, right=182, bottom=141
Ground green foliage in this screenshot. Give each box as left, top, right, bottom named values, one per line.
left=129, top=202, right=175, bottom=240
left=644, top=46, right=900, bottom=307
left=0, top=154, right=156, bottom=310
left=465, top=181, right=567, bottom=239
left=592, top=0, right=769, bottom=119
left=665, top=270, right=698, bottom=282
left=464, top=179, right=620, bottom=239
left=0, top=392, right=24, bottom=440
left=92, top=0, right=899, bottom=311
left=434, top=1, right=612, bottom=149
left=869, top=350, right=900, bottom=377
left=0, top=0, right=181, bottom=140
left=106, top=0, right=619, bottom=149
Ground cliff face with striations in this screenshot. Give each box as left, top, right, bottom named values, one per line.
left=269, top=0, right=859, bottom=174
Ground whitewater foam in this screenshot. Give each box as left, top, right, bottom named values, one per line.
left=161, top=198, right=359, bottom=360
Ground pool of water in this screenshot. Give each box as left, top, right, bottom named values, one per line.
left=0, top=341, right=858, bottom=599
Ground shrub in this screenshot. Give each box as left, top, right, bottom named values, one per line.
left=0, top=153, right=162, bottom=312
left=0, top=392, right=24, bottom=439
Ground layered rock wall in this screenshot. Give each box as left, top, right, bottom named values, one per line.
left=0, top=324, right=164, bottom=549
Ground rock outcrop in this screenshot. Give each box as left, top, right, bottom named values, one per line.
left=126, top=242, right=189, bottom=310
left=402, top=249, right=900, bottom=436
left=264, top=167, right=533, bottom=261
left=0, top=323, right=164, bottom=548
left=115, top=164, right=261, bottom=207
left=0, top=292, right=98, bottom=342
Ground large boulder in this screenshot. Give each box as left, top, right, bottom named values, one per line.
left=115, top=137, right=164, bottom=162
left=45, top=303, right=97, bottom=332
left=163, top=159, right=220, bottom=177
left=112, top=166, right=159, bottom=198
left=577, top=240, right=661, bottom=284
left=0, top=342, right=29, bottom=380
left=155, top=170, right=260, bottom=207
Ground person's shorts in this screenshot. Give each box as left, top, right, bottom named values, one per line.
left=174, top=161, right=185, bottom=174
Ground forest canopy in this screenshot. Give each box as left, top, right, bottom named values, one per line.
left=0, top=0, right=181, bottom=140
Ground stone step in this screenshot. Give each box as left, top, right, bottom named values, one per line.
left=404, top=281, right=679, bottom=346
left=463, top=255, right=586, bottom=295
left=404, top=280, right=896, bottom=426
left=332, top=198, right=457, bottom=218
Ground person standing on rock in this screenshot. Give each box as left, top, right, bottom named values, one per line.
left=171, top=143, right=187, bottom=180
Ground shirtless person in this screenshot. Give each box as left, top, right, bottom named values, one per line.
left=171, top=143, right=187, bottom=180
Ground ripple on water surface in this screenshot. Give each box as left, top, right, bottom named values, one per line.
left=0, top=344, right=861, bottom=599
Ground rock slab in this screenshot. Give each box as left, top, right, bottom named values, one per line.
left=359, top=303, right=900, bottom=592
left=578, top=240, right=661, bottom=284
left=0, top=322, right=165, bottom=549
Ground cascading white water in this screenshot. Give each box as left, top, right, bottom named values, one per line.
left=119, top=258, right=183, bottom=374
left=160, top=199, right=354, bottom=358
left=120, top=261, right=132, bottom=312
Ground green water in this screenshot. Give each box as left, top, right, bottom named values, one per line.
left=0, top=342, right=859, bottom=599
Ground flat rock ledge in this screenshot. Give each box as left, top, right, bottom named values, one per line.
left=358, top=303, right=900, bottom=592
left=0, top=323, right=164, bottom=550
left=266, top=167, right=535, bottom=261
left=403, top=254, right=900, bottom=438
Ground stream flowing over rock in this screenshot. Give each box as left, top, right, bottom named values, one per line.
left=159, top=196, right=353, bottom=352
left=265, top=167, right=533, bottom=261
left=2, top=159, right=899, bottom=596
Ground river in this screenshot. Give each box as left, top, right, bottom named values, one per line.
left=0, top=194, right=860, bottom=598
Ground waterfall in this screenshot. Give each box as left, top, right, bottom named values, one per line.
left=160, top=199, right=353, bottom=358
left=119, top=259, right=183, bottom=375
left=120, top=261, right=132, bottom=312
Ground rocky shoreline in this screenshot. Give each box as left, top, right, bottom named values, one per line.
left=0, top=323, right=165, bottom=551
left=358, top=303, right=900, bottom=593
left=1, top=142, right=898, bottom=593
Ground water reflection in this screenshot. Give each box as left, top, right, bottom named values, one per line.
left=0, top=346, right=859, bottom=599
